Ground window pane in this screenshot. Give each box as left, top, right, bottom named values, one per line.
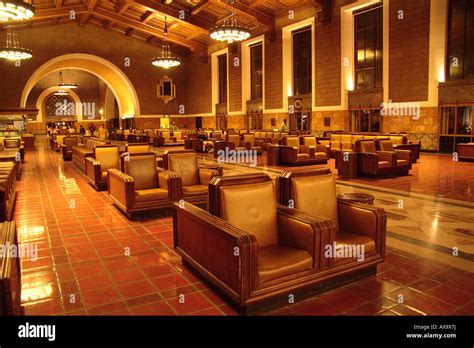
left=457, top=106, right=473, bottom=134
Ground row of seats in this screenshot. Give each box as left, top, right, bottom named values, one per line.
left=173, top=168, right=387, bottom=314
left=71, top=137, right=109, bottom=172
left=107, top=150, right=220, bottom=219
left=0, top=162, right=17, bottom=222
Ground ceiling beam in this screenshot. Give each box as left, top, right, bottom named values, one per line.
left=125, top=28, right=134, bottom=36
left=56, top=0, right=63, bottom=8
left=16, top=5, right=88, bottom=22
left=117, top=0, right=133, bottom=15
left=191, top=0, right=210, bottom=15
left=78, top=13, right=91, bottom=26
left=87, top=0, right=98, bottom=11
left=141, top=11, right=155, bottom=24
left=133, top=0, right=210, bottom=35
left=249, top=0, right=265, bottom=8
left=92, top=7, right=206, bottom=54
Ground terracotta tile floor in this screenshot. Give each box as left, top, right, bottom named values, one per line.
left=13, top=138, right=474, bottom=316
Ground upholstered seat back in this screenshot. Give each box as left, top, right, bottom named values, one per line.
left=291, top=174, right=339, bottom=232
left=378, top=140, right=394, bottom=151
left=254, top=131, right=261, bottom=138
left=228, top=134, right=241, bottom=148
left=55, top=135, right=66, bottom=146
left=302, top=137, right=316, bottom=147
left=352, top=135, right=364, bottom=144
left=63, top=137, right=78, bottom=150
left=94, top=146, right=119, bottom=172
left=389, top=136, right=404, bottom=145
left=161, top=131, right=171, bottom=140
left=211, top=131, right=222, bottom=140
left=123, top=153, right=158, bottom=190
left=174, top=131, right=182, bottom=140
left=220, top=181, right=279, bottom=247
left=285, top=137, right=300, bottom=149
left=168, top=152, right=199, bottom=186
left=124, top=129, right=131, bottom=135
left=360, top=141, right=377, bottom=153
left=363, top=135, right=375, bottom=140
left=127, top=144, right=150, bottom=153
left=242, top=134, right=255, bottom=146
left=4, top=138, right=21, bottom=149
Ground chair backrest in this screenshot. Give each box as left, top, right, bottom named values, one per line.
left=227, top=134, right=240, bottom=148
left=63, top=136, right=78, bottom=150
left=174, top=131, right=182, bottom=140
left=359, top=140, right=377, bottom=153
left=302, top=136, right=316, bottom=147
left=209, top=173, right=278, bottom=248
left=378, top=139, right=394, bottom=151
left=167, top=151, right=199, bottom=186
left=122, top=153, right=158, bottom=190
left=4, top=138, right=21, bottom=149
left=94, top=145, right=119, bottom=172
left=126, top=143, right=150, bottom=154
left=279, top=168, right=339, bottom=232
left=161, top=131, right=171, bottom=140
left=389, top=136, right=405, bottom=145
left=284, top=136, right=300, bottom=148
left=55, top=135, right=66, bottom=146
left=211, top=131, right=222, bottom=140
left=242, top=133, right=255, bottom=146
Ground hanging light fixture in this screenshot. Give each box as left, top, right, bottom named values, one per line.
left=0, top=0, right=35, bottom=22
left=152, top=17, right=181, bottom=69
left=209, top=0, right=250, bottom=44
left=58, top=70, right=78, bottom=89
left=0, top=26, right=32, bottom=61
left=54, top=90, right=69, bottom=96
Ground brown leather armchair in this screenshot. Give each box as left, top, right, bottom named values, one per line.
left=277, top=168, right=386, bottom=270
left=226, top=134, right=247, bottom=152
left=376, top=139, right=412, bottom=175
left=241, top=133, right=263, bottom=155
left=355, top=140, right=395, bottom=176
left=280, top=136, right=328, bottom=166
left=61, top=136, right=78, bottom=161
left=300, top=136, right=331, bottom=158
left=163, top=151, right=220, bottom=206
left=4, top=138, right=24, bottom=163
left=108, top=152, right=180, bottom=219
left=85, top=145, right=120, bottom=191
left=174, top=173, right=331, bottom=314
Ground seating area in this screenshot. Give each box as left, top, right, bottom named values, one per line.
left=1, top=0, right=474, bottom=337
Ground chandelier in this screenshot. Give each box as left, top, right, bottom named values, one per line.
left=152, top=17, right=181, bottom=69
left=209, top=0, right=250, bottom=43
left=58, top=70, right=78, bottom=89
left=54, top=90, right=69, bottom=96
left=0, top=26, right=32, bottom=61
left=0, top=0, right=35, bottom=22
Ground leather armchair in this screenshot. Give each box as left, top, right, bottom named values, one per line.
left=376, top=139, right=412, bottom=175
left=174, top=173, right=331, bottom=314
left=53, top=135, right=66, bottom=152
left=108, top=152, right=180, bottom=219
left=154, top=131, right=177, bottom=147
left=226, top=134, right=247, bottom=152
left=280, top=136, right=328, bottom=166
left=85, top=145, right=120, bottom=191
left=61, top=136, right=78, bottom=161
left=458, top=143, right=474, bottom=161
left=300, top=136, right=331, bottom=158
left=163, top=150, right=220, bottom=206
left=277, top=168, right=386, bottom=269
left=355, top=140, right=396, bottom=176
left=4, top=138, right=24, bottom=162
left=0, top=162, right=17, bottom=221
left=241, top=134, right=263, bottom=155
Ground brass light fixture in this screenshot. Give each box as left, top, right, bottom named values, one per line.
left=152, top=17, right=181, bottom=69
left=209, top=0, right=250, bottom=44
left=0, top=26, right=32, bottom=61
left=58, top=70, right=78, bottom=89
left=0, top=0, right=35, bottom=22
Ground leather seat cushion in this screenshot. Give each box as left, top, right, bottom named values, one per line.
left=182, top=185, right=207, bottom=197
left=135, top=188, right=168, bottom=203
left=291, top=174, right=339, bottom=231
left=334, top=232, right=375, bottom=262
left=297, top=153, right=310, bottom=159
left=378, top=161, right=391, bottom=169
left=258, top=245, right=312, bottom=284
left=314, top=152, right=328, bottom=160
left=397, top=159, right=409, bottom=166
left=220, top=181, right=278, bottom=248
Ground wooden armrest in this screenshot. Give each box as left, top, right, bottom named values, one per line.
left=85, top=156, right=101, bottom=183
left=174, top=202, right=256, bottom=297
left=198, top=167, right=220, bottom=185
left=107, top=169, right=134, bottom=208
left=277, top=205, right=334, bottom=269
left=158, top=169, right=182, bottom=201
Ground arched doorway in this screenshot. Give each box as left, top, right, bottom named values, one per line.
left=20, top=53, right=140, bottom=121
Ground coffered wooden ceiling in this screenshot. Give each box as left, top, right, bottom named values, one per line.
left=1, top=0, right=327, bottom=56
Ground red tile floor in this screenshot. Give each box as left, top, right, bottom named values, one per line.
left=14, top=138, right=474, bottom=315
